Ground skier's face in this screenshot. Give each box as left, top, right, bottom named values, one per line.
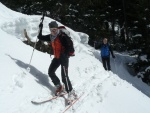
left=103, top=38, right=107, bottom=44
left=50, top=28, right=58, bottom=36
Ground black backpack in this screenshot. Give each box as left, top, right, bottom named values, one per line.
left=58, top=26, right=75, bottom=56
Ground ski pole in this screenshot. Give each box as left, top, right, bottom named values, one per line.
left=27, top=12, right=46, bottom=72
left=26, top=38, right=38, bottom=72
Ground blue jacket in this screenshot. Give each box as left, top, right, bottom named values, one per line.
left=100, top=43, right=114, bottom=58
left=101, top=44, right=110, bottom=57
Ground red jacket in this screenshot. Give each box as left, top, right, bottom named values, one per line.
left=51, top=36, right=65, bottom=58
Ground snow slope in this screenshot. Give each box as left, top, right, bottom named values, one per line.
left=0, top=3, right=150, bottom=113
left=110, top=52, right=150, bottom=97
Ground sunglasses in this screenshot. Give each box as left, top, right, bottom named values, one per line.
left=50, top=28, right=58, bottom=32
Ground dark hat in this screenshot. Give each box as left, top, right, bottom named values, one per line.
left=49, top=21, right=58, bottom=28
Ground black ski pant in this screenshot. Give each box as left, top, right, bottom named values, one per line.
left=48, top=54, right=72, bottom=93
left=102, top=57, right=111, bottom=71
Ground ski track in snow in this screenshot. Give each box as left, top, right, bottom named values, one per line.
left=29, top=68, right=113, bottom=113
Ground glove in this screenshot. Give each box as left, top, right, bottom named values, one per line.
left=112, top=55, right=115, bottom=58
left=38, top=23, right=43, bottom=37
left=39, top=23, right=43, bottom=29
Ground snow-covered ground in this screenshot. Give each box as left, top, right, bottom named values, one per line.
left=0, top=3, right=150, bottom=113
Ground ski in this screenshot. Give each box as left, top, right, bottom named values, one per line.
left=62, top=92, right=84, bottom=113
left=31, top=92, right=67, bottom=105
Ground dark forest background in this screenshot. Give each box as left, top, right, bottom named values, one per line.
left=1, top=0, right=150, bottom=83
